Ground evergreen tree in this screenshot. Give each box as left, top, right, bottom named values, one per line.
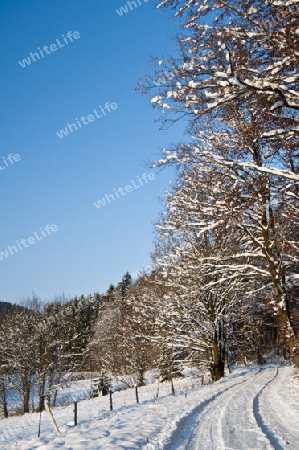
left=121, top=271, right=132, bottom=299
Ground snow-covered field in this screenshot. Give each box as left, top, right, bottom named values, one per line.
left=0, top=366, right=298, bottom=449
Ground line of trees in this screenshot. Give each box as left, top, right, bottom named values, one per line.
left=87, top=271, right=285, bottom=387
left=0, top=294, right=100, bottom=416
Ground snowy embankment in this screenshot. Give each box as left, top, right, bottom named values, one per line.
left=0, top=366, right=298, bottom=449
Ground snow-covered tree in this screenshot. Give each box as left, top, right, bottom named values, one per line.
left=89, top=275, right=157, bottom=389
left=151, top=168, right=259, bottom=379
left=138, top=0, right=299, bottom=366
left=119, top=278, right=159, bottom=386
left=149, top=0, right=298, bottom=138
left=0, top=294, right=101, bottom=414
left=0, top=304, right=39, bottom=413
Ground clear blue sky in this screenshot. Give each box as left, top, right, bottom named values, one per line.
left=0, top=0, right=186, bottom=303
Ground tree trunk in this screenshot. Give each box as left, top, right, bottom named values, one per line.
left=293, top=352, right=299, bottom=368
left=259, top=181, right=299, bottom=368
left=52, top=389, right=58, bottom=407
left=38, top=377, right=46, bottom=412
left=225, top=319, right=232, bottom=373
left=211, top=324, right=225, bottom=381
left=257, top=344, right=264, bottom=365
left=137, top=369, right=145, bottom=387
left=1, top=382, right=8, bottom=418
left=219, top=320, right=225, bottom=377
left=212, top=343, right=222, bottom=381
left=23, top=388, right=30, bottom=414
left=278, top=304, right=299, bottom=367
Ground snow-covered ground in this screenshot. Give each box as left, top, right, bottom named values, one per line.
left=0, top=366, right=298, bottom=449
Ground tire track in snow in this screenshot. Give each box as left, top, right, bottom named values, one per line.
left=259, top=367, right=299, bottom=449
left=253, top=368, right=290, bottom=450
left=163, top=369, right=262, bottom=450
left=193, top=368, right=275, bottom=450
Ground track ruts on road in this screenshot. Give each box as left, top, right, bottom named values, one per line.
left=164, top=368, right=283, bottom=450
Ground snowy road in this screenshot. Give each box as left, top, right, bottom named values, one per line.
left=164, top=368, right=299, bottom=450
left=0, top=366, right=298, bottom=449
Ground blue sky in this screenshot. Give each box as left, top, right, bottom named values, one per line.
left=0, top=0, right=186, bottom=303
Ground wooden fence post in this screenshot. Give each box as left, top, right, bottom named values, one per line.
left=45, top=399, right=60, bottom=435
left=74, top=401, right=77, bottom=426
left=109, top=390, right=113, bottom=412
left=38, top=395, right=44, bottom=437
left=156, top=380, right=160, bottom=399
left=171, top=378, right=176, bottom=396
